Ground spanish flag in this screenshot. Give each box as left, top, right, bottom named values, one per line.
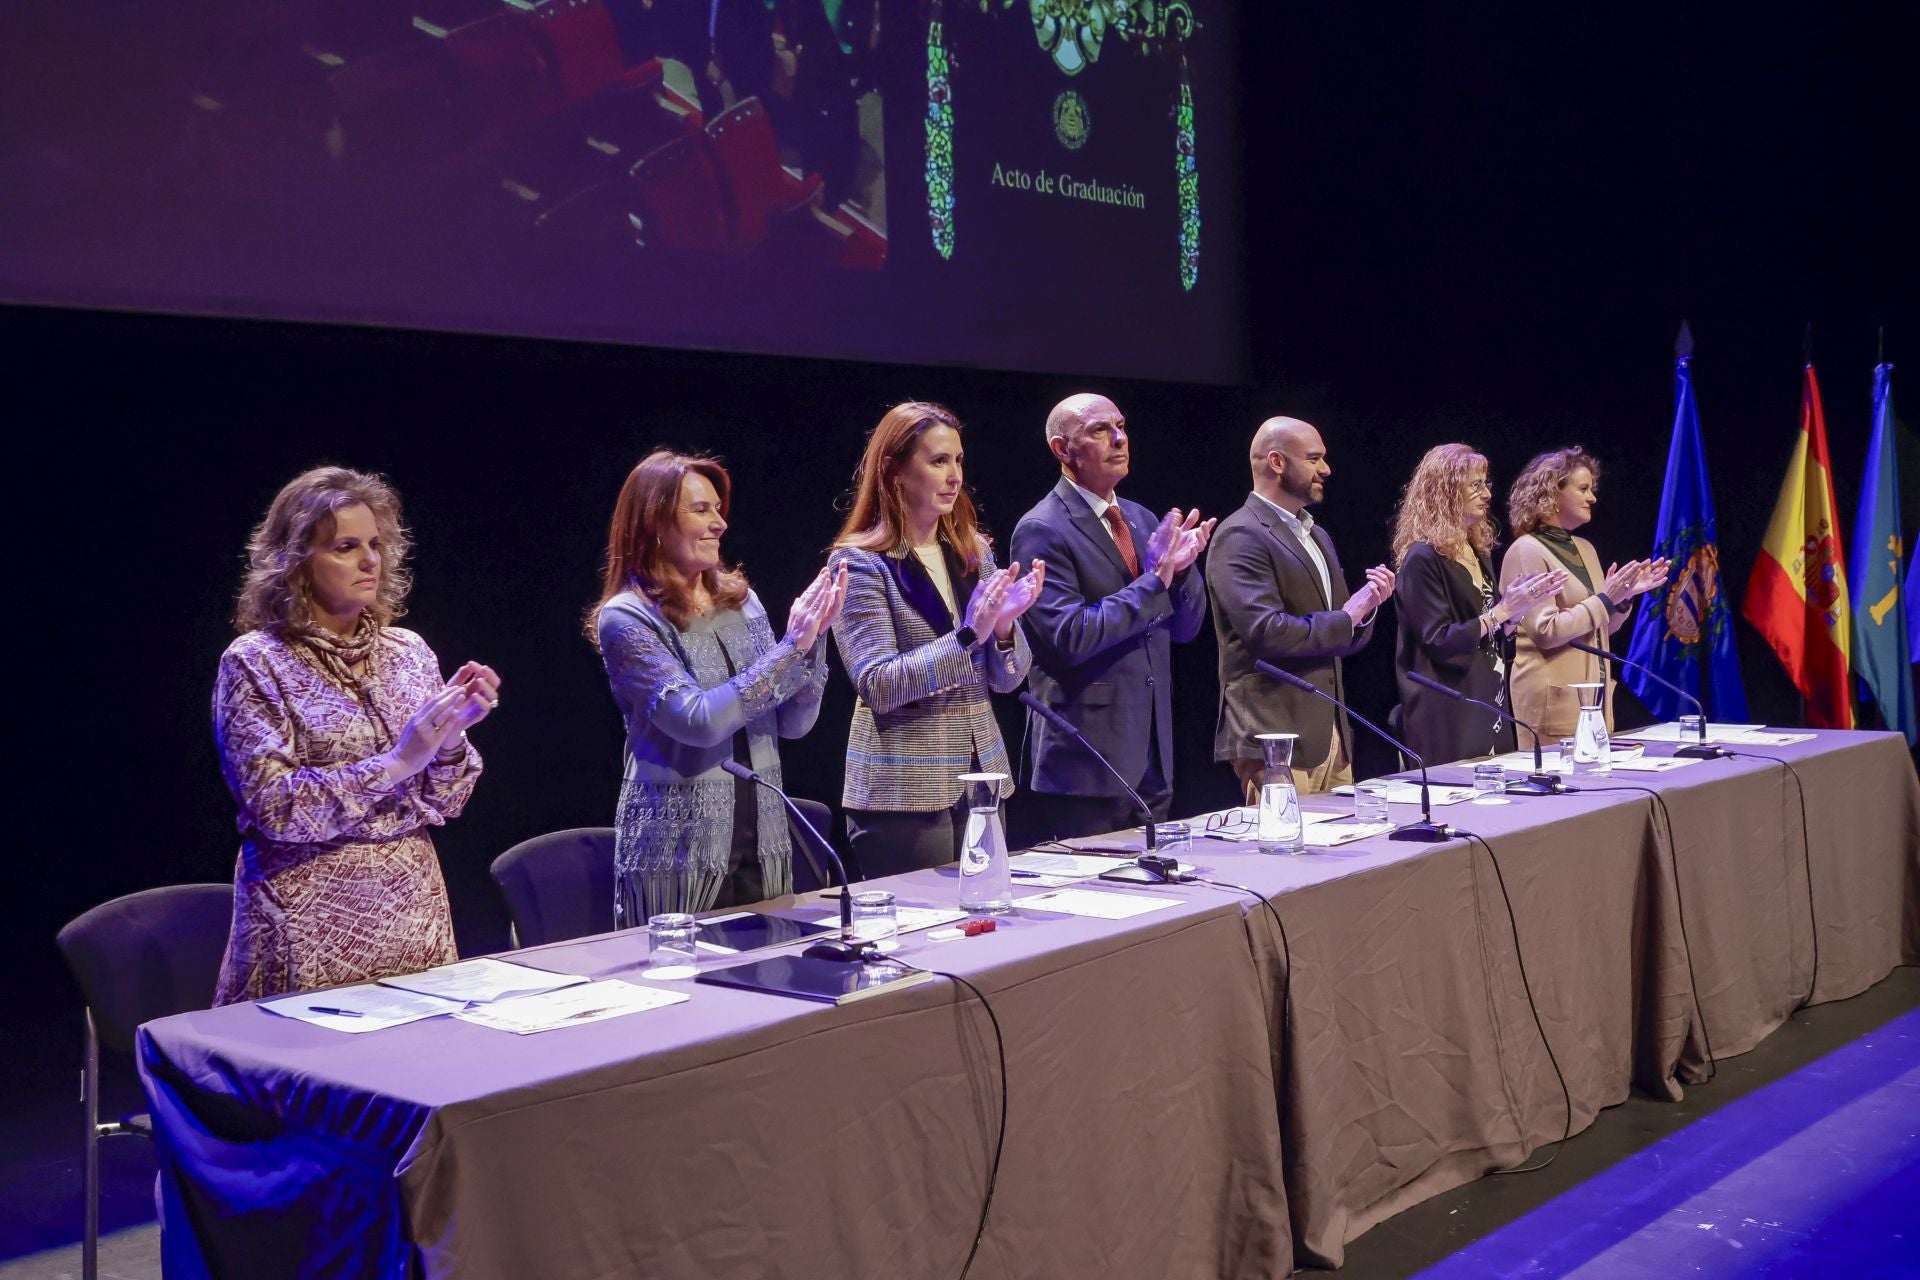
left=1743, top=365, right=1853, bottom=728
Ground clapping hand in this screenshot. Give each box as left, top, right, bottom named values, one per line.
left=1343, top=564, right=1397, bottom=623
left=445, top=662, right=501, bottom=734
left=784, top=564, right=848, bottom=651
left=1145, top=508, right=1217, bottom=585
left=995, top=559, right=1047, bottom=635
left=1494, top=568, right=1570, bottom=626
left=387, top=664, right=498, bottom=778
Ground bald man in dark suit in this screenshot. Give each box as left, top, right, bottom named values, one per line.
left=1209, top=417, right=1396, bottom=796
left=1010, top=394, right=1213, bottom=841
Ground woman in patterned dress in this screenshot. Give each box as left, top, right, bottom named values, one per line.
left=590, top=451, right=846, bottom=924
left=213, top=467, right=499, bottom=1005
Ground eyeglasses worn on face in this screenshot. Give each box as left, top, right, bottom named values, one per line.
left=1467, top=479, right=1492, bottom=495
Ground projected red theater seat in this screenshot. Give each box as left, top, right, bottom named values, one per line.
left=627, top=133, right=731, bottom=252
left=703, top=97, right=822, bottom=250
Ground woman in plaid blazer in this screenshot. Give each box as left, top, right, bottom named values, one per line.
left=830, top=403, right=1045, bottom=878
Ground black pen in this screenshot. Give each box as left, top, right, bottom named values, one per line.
left=308, top=1006, right=363, bottom=1017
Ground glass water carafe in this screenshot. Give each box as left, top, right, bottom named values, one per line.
left=1569, top=682, right=1612, bottom=776
left=958, top=772, right=1013, bottom=914
left=1255, top=733, right=1306, bottom=854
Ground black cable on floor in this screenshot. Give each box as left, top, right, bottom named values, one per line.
left=1581, top=781, right=1725, bottom=1081
left=1457, top=829, right=1573, bottom=1174
left=1186, top=874, right=1292, bottom=1035
left=921, top=968, right=1007, bottom=1280
left=1721, top=750, right=1820, bottom=1009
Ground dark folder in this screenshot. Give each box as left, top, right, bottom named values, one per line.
left=695, top=955, right=935, bottom=1005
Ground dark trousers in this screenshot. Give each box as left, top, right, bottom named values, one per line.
left=845, top=799, right=968, bottom=880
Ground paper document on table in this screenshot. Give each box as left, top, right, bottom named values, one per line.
left=455, top=979, right=688, bottom=1034
left=1716, top=730, right=1815, bottom=746
left=1303, top=819, right=1397, bottom=847
left=1009, top=852, right=1134, bottom=879
left=892, top=905, right=969, bottom=933
left=1615, top=721, right=1762, bottom=743
left=261, top=984, right=463, bottom=1032
left=378, top=957, right=589, bottom=1004
left=1018, top=887, right=1180, bottom=919
left=1486, top=751, right=1570, bottom=774
left=1611, top=754, right=1703, bottom=772
left=1331, top=782, right=1477, bottom=806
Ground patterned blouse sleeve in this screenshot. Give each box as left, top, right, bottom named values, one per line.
left=602, top=603, right=812, bottom=750
left=213, top=645, right=409, bottom=844
left=413, top=641, right=484, bottom=820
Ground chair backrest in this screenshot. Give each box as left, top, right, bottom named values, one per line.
left=448, top=13, right=559, bottom=136
left=703, top=96, right=789, bottom=248
left=627, top=133, right=732, bottom=251
left=533, top=0, right=626, bottom=104
left=490, top=827, right=617, bottom=948
left=787, top=797, right=837, bottom=893
left=56, top=885, right=235, bottom=1055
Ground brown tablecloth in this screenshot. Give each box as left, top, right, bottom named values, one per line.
left=1191, top=728, right=1920, bottom=1267
left=142, top=876, right=1289, bottom=1279
left=138, top=730, right=1919, bottom=1277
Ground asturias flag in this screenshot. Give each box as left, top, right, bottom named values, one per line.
left=1743, top=364, right=1853, bottom=728
left=1849, top=362, right=1915, bottom=744
left=1624, top=352, right=1749, bottom=720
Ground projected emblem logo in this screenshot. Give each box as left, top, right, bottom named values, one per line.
left=1052, top=91, right=1091, bottom=150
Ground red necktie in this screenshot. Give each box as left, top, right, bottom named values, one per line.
left=1103, top=506, right=1141, bottom=576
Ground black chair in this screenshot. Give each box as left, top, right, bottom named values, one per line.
left=787, top=797, right=841, bottom=894
left=54, top=883, right=234, bottom=1280
left=490, top=826, right=618, bottom=948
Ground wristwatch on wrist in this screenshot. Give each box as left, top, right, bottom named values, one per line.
left=954, top=624, right=980, bottom=650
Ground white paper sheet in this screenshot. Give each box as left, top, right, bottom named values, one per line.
left=454, top=979, right=689, bottom=1034
left=1615, top=721, right=1763, bottom=743
left=377, top=957, right=589, bottom=1004
left=1716, top=730, right=1816, bottom=746
left=1016, top=887, right=1180, bottom=919
left=1330, top=782, right=1477, bottom=806
left=1009, top=852, right=1135, bottom=879
left=1303, top=819, right=1398, bottom=847
left=261, top=984, right=463, bottom=1032
left=1611, top=754, right=1704, bottom=772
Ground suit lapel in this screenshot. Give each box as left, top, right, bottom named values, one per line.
left=1247, top=495, right=1330, bottom=609
left=886, top=548, right=957, bottom=634
left=1054, top=478, right=1133, bottom=581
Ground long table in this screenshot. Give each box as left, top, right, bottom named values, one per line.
left=139, top=729, right=1920, bottom=1277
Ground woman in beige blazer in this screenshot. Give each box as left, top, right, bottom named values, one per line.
left=1500, top=447, right=1669, bottom=741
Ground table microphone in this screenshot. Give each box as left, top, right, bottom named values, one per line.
left=1253, top=662, right=1451, bottom=841
left=1566, top=639, right=1727, bottom=758
left=719, top=759, right=867, bottom=962
left=1017, top=691, right=1182, bottom=882
left=1404, top=671, right=1571, bottom=794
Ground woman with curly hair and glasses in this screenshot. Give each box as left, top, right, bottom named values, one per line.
left=213, top=467, right=499, bottom=1004
left=1389, top=444, right=1566, bottom=765
left=1500, top=447, right=1669, bottom=740
left=590, top=450, right=846, bottom=924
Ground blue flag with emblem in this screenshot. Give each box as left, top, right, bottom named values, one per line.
left=1849, top=362, right=1915, bottom=743
left=1624, top=346, right=1750, bottom=720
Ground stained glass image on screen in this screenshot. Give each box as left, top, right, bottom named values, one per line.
left=0, top=0, right=1245, bottom=381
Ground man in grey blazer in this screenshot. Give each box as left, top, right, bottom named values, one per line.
left=1210, top=417, right=1396, bottom=797
left=1010, top=393, right=1213, bottom=841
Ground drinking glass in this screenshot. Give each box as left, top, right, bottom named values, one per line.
left=1471, top=760, right=1509, bottom=803
left=1354, top=782, right=1392, bottom=825
left=851, top=890, right=899, bottom=952
left=646, top=912, right=700, bottom=979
